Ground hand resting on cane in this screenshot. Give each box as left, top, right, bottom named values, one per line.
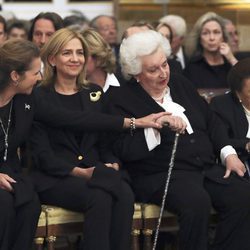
left=156, top=114, right=187, bottom=134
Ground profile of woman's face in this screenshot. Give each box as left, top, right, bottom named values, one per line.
left=157, top=25, right=171, bottom=42
left=16, top=57, right=42, bottom=95
left=136, top=47, right=170, bottom=94
left=49, top=38, right=85, bottom=81
left=200, top=20, right=224, bottom=53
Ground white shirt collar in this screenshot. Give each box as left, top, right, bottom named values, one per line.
left=176, top=47, right=185, bottom=69
left=103, top=73, right=120, bottom=93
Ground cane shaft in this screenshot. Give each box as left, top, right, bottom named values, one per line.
left=152, top=133, right=180, bottom=250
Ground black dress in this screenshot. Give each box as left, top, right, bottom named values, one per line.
left=184, top=55, right=231, bottom=88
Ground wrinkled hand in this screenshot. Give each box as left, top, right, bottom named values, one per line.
left=0, top=173, right=16, bottom=192
left=105, top=163, right=119, bottom=171
left=224, top=154, right=246, bottom=178
left=71, top=166, right=95, bottom=180
left=219, top=42, right=238, bottom=65
left=135, top=112, right=170, bottom=129
left=156, top=114, right=187, bottom=134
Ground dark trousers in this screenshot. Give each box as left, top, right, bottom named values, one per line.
left=39, top=176, right=134, bottom=250
left=151, top=169, right=250, bottom=250
left=0, top=189, right=41, bottom=250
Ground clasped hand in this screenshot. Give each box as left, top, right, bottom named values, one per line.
left=156, top=113, right=187, bottom=134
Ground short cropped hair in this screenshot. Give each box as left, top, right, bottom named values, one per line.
left=227, top=58, right=250, bottom=93
left=120, top=30, right=171, bottom=80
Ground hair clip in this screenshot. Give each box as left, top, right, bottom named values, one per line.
left=90, top=91, right=102, bottom=102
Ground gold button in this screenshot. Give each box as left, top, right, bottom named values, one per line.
left=78, top=155, right=83, bottom=160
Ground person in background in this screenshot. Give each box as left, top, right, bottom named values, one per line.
left=224, top=18, right=250, bottom=60
left=63, top=12, right=89, bottom=33
left=81, top=28, right=123, bottom=94
left=210, top=58, right=250, bottom=174
left=90, top=15, right=120, bottom=62
left=106, top=30, right=250, bottom=250
left=0, top=15, right=7, bottom=44
left=7, top=19, right=29, bottom=40
left=184, top=12, right=238, bottom=89
left=159, top=14, right=188, bottom=69
left=0, top=39, right=41, bottom=250
left=28, top=12, right=63, bottom=49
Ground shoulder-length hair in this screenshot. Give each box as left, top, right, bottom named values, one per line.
left=40, top=28, right=89, bottom=89
left=185, top=12, right=229, bottom=58
left=81, top=28, right=116, bottom=74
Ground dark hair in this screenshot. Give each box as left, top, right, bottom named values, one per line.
left=7, top=19, right=29, bottom=36
left=0, top=15, right=7, bottom=33
left=63, top=14, right=88, bottom=27
left=227, top=58, right=250, bottom=93
left=0, top=39, right=40, bottom=91
left=28, top=12, right=63, bottom=41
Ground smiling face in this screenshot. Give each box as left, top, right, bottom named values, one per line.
left=136, top=47, right=170, bottom=96
left=15, top=57, right=42, bottom=95
left=49, top=38, right=85, bottom=82
left=200, top=20, right=224, bottom=53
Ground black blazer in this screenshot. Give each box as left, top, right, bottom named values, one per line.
left=106, top=74, right=231, bottom=202
left=31, top=84, right=125, bottom=197
left=210, top=92, right=249, bottom=161
left=0, top=94, right=35, bottom=207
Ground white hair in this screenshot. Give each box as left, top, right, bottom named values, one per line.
left=159, top=14, right=187, bottom=37
left=120, top=30, right=171, bottom=80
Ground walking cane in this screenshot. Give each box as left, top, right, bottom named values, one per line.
left=152, top=132, right=180, bottom=250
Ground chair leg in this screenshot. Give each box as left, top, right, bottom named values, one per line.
left=34, top=237, right=44, bottom=250
left=131, top=229, right=140, bottom=250
left=46, top=236, right=56, bottom=250
left=143, top=229, right=153, bottom=250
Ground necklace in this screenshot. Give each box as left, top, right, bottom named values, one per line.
left=151, top=88, right=168, bottom=102
left=0, top=100, right=13, bottom=162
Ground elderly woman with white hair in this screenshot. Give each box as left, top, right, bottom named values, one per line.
left=106, top=30, right=250, bottom=250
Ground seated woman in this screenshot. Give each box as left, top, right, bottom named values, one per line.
left=210, top=58, right=250, bottom=173
left=0, top=39, right=41, bottom=250
left=106, top=30, right=250, bottom=250
left=184, top=12, right=238, bottom=88
left=30, top=28, right=165, bottom=250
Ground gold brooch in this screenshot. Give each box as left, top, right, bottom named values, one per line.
left=90, top=91, right=102, bottom=102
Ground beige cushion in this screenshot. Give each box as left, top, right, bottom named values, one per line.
left=141, top=204, right=175, bottom=219
left=37, top=209, right=46, bottom=227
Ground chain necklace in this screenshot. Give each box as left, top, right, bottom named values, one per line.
left=0, top=100, right=13, bottom=162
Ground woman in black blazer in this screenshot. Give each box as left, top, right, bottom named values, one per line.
left=0, top=39, right=41, bottom=250
left=106, top=30, right=250, bottom=250
left=210, top=58, right=250, bottom=168
left=30, top=28, right=159, bottom=250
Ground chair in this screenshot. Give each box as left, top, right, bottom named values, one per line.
left=43, top=203, right=143, bottom=250
left=34, top=207, right=47, bottom=250
left=197, top=88, right=229, bottom=103
left=141, top=204, right=178, bottom=250
left=141, top=204, right=219, bottom=250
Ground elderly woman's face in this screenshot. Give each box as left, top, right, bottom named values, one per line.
left=136, top=47, right=169, bottom=94
left=200, top=20, right=223, bottom=53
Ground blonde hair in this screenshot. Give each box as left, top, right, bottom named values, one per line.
left=40, top=28, right=89, bottom=89
left=81, top=28, right=116, bottom=74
